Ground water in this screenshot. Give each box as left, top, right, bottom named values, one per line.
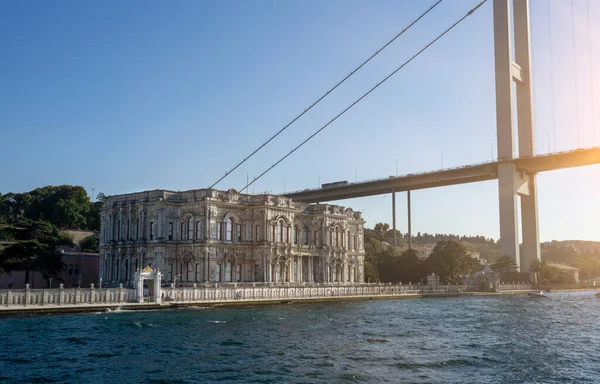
left=1, top=292, right=599, bottom=383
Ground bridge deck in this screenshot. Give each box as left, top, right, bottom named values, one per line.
left=283, top=147, right=600, bottom=203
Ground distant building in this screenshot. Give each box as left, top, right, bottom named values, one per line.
left=99, top=188, right=366, bottom=287
left=0, top=251, right=99, bottom=289
left=59, top=251, right=99, bottom=288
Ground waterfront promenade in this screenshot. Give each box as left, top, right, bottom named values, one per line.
left=0, top=281, right=533, bottom=315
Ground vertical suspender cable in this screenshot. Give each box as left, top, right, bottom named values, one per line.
left=587, top=0, right=597, bottom=146
left=571, top=0, right=581, bottom=148
left=547, top=0, right=557, bottom=152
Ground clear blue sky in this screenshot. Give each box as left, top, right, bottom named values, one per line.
left=1, top=0, right=599, bottom=242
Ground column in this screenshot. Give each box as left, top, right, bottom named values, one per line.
left=494, top=0, right=520, bottom=268
left=204, top=248, right=209, bottom=282
left=98, top=252, right=104, bottom=287
left=392, top=190, right=397, bottom=247
left=407, top=191, right=412, bottom=250
left=514, top=0, right=540, bottom=271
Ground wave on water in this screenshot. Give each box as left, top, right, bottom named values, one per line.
left=208, top=320, right=227, bottom=324
left=126, top=321, right=155, bottom=328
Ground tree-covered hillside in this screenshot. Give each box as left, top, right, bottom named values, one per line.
left=0, top=185, right=101, bottom=231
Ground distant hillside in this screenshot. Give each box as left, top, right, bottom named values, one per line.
left=542, top=240, right=600, bottom=252
left=365, top=222, right=600, bottom=280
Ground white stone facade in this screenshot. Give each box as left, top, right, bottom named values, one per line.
left=99, top=189, right=365, bottom=286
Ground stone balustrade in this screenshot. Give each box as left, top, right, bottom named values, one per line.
left=0, top=283, right=136, bottom=307
left=498, top=282, right=533, bottom=291
left=0, top=281, right=533, bottom=310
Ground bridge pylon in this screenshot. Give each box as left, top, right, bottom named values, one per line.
left=493, top=0, right=540, bottom=272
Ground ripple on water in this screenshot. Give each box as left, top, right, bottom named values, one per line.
left=1, top=292, right=599, bottom=383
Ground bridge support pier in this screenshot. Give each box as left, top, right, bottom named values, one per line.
left=494, top=0, right=540, bottom=271
left=392, top=189, right=397, bottom=247
left=407, top=190, right=412, bottom=250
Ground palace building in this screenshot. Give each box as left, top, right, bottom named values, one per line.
left=99, top=188, right=365, bottom=286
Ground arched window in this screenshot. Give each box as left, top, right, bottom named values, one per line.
left=225, top=262, right=232, bottom=282
left=293, top=226, right=299, bottom=245
left=333, top=228, right=339, bottom=247
left=275, top=263, right=281, bottom=282
left=187, top=217, right=193, bottom=240
left=345, top=231, right=350, bottom=249
left=277, top=221, right=283, bottom=243
left=226, top=217, right=234, bottom=241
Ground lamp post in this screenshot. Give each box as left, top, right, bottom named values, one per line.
left=49, top=278, right=53, bottom=289
left=394, top=159, right=398, bottom=176
left=99, top=278, right=102, bottom=289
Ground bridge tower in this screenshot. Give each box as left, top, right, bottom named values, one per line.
left=493, top=0, right=540, bottom=271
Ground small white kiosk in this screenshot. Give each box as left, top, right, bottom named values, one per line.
left=133, top=266, right=162, bottom=303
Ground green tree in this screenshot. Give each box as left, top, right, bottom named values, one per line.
left=491, top=255, right=518, bottom=273
left=0, top=219, right=71, bottom=284
left=86, top=201, right=102, bottom=231
left=426, top=240, right=479, bottom=284
left=80, top=234, right=99, bottom=253
left=364, top=237, right=384, bottom=282
left=397, top=248, right=425, bottom=284
left=373, top=223, right=389, bottom=241
left=0, top=240, right=61, bottom=284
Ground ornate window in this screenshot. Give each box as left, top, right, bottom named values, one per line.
left=235, top=264, right=241, bottom=282
left=187, top=217, right=193, bottom=240
left=217, top=223, right=223, bottom=240
left=196, top=221, right=201, bottom=240
left=303, top=260, right=309, bottom=281
left=168, top=222, right=173, bottom=241
left=293, top=260, right=298, bottom=282
left=215, top=264, right=221, bottom=282
left=333, top=227, right=339, bottom=247
left=277, top=221, right=283, bottom=243
left=225, top=262, right=232, bottom=282
left=226, top=218, right=233, bottom=241
left=236, top=223, right=242, bottom=241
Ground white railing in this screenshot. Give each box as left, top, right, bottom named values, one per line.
left=0, top=285, right=136, bottom=307
left=498, top=282, right=532, bottom=291
left=0, top=282, right=531, bottom=310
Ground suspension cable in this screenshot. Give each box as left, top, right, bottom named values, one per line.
left=208, top=0, right=444, bottom=189
left=239, top=0, right=488, bottom=192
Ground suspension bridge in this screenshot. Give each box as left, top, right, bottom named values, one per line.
left=211, top=0, right=600, bottom=272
